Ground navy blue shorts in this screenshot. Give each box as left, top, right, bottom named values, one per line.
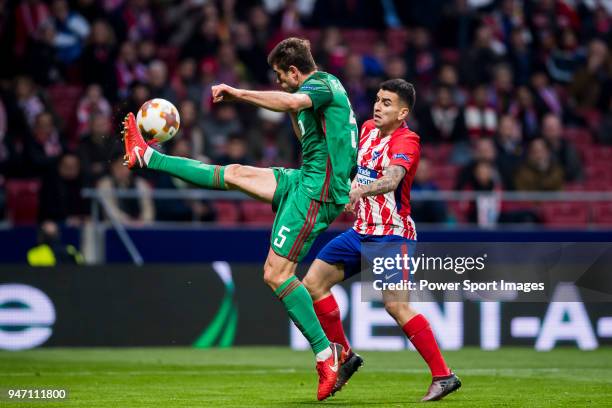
left=316, top=228, right=416, bottom=280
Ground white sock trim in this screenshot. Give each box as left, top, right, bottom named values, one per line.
left=315, top=346, right=332, bottom=362
left=143, top=146, right=154, bottom=165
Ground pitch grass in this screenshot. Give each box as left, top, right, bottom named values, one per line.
left=1, top=347, right=611, bottom=407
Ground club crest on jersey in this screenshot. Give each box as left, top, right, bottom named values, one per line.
left=393, top=153, right=410, bottom=162
left=371, top=150, right=381, bottom=161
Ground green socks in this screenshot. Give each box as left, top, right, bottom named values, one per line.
left=275, top=276, right=330, bottom=355
left=147, top=149, right=226, bottom=190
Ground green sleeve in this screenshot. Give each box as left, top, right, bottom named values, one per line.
left=297, top=80, right=333, bottom=111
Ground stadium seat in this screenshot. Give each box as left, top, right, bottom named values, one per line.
left=540, top=202, right=589, bottom=226
left=569, top=138, right=594, bottom=162
left=563, top=128, right=598, bottom=162
left=156, top=46, right=180, bottom=71
left=385, top=28, right=409, bottom=54
left=440, top=49, right=460, bottom=64
left=585, top=163, right=612, bottom=185
left=432, top=177, right=455, bottom=191
left=343, top=29, right=379, bottom=43
left=574, top=143, right=593, bottom=160
left=432, top=164, right=459, bottom=190
left=447, top=201, right=469, bottom=223
left=421, top=143, right=453, bottom=163
left=500, top=201, right=536, bottom=212
left=577, top=109, right=602, bottom=130
left=592, top=202, right=612, bottom=226
left=343, top=29, right=380, bottom=54
left=581, top=146, right=612, bottom=163
left=5, top=179, right=41, bottom=225
left=420, top=144, right=436, bottom=160
left=46, top=84, right=83, bottom=145
left=563, top=127, right=592, bottom=146
left=563, top=182, right=585, bottom=191
left=212, top=200, right=240, bottom=225
left=240, top=201, right=275, bottom=225
left=583, top=179, right=612, bottom=191
left=287, top=29, right=321, bottom=52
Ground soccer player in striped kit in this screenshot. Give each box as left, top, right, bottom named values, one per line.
left=303, top=79, right=461, bottom=402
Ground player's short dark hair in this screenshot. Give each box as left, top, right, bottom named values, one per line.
left=267, top=37, right=317, bottom=74
left=380, top=79, right=416, bottom=111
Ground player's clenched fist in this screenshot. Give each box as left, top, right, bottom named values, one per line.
left=211, top=83, right=240, bottom=103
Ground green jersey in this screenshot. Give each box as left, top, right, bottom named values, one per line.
left=295, top=71, right=358, bottom=204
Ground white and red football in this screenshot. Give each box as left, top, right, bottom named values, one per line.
left=136, top=98, right=180, bottom=143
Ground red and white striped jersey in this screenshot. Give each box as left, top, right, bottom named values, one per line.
left=353, top=119, right=420, bottom=239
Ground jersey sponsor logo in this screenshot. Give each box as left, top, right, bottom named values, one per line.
left=356, top=166, right=378, bottom=185
left=300, top=85, right=323, bottom=91
left=393, top=153, right=410, bottom=162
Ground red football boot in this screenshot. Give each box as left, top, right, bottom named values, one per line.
left=316, top=343, right=343, bottom=401
left=121, top=112, right=148, bottom=169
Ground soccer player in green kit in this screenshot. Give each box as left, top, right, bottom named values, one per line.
left=120, top=38, right=357, bottom=401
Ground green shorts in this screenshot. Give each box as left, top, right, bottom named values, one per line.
left=270, top=168, right=344, bottom=262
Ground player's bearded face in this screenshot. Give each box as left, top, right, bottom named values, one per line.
left=373, top=90, right=407, bottom=129
left=273, top=66, right=300, bottom=92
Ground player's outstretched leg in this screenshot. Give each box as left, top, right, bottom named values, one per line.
left=383, top=291, right=461, bottom=402
left=122, top=112, right=227, bottom=189
left=263, top=250, right=342, bottom=401
left=303, top=259, right=364, bottom=395
left=121, top=113, right=277, bottom=201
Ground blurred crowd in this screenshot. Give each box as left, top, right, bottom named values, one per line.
left=0, top=0, right=611, bottom=226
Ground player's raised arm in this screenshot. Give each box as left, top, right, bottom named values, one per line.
left=212, top=84, right=312, bottom=113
